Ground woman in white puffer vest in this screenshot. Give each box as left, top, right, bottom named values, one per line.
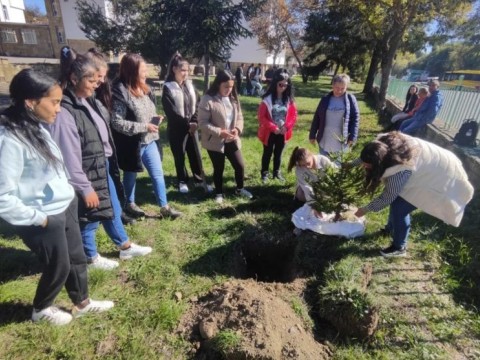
left=354, top=132, right=474, bottom=258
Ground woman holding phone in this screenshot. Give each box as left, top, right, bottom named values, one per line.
left=162, top=53, right=208, bottom=194
left=198, top=70, right=252, bottom=204
left=111, top=53, right=182, bottom=219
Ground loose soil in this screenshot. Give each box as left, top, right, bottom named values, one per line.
left=178, top=279, right=332, bottom=359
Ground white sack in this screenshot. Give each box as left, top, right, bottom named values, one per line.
left=292, top=204, right=365, bottom=238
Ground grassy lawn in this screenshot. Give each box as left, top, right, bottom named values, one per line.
left=1, top=76, right=480, bottom=359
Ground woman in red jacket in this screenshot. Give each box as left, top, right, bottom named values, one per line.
left=257, top=69, right=297, bottom=182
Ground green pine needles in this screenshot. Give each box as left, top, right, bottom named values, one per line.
left=308, top=149, right=365, bottom=222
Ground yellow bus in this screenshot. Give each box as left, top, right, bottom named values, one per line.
left=442, top=70, right=480, bottom=90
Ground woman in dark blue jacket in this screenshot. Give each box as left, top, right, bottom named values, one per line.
left=309, top=74, right=360, bottom=156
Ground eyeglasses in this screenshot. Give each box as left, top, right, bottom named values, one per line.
left=278, top=83, right=288, bottom=88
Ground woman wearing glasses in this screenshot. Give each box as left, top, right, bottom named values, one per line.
left=257, top=68, right=297, bottom=182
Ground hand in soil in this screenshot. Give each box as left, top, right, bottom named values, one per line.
left=354, top=207, right=366, bottom=218
left=313, top=209, right=324, bottom=219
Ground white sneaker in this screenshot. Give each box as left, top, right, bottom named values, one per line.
left=179, top=182, right=189, bottom=194
left=215, top=194, right=224, bottom=204
left=88, top=255, right=119, bottom=270
left=235, top=188, right=253, bottom=199
left=119, top=243, right=153, bottom=260
left=74, top=299, right=114, bottom=318
left=32, top=306, right=73, bottom=325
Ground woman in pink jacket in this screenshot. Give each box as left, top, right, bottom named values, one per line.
left=257, top=69, right=297, bottom=182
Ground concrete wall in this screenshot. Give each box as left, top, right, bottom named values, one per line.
left=59, top=0, right=108, bottom=40
left=0, top=57, right=59, bottom=82
left=0, top=23, right=56, bottom=58
left=383, top=92, right=480, bottom=189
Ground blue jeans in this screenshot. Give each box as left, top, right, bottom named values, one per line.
left=400, top=116, right=429, bottom=135
left=385, top=196, right=417, bottom=250
left=123, top=141, right=168, bottom=208
left=81, top=160, right=129, bottom=260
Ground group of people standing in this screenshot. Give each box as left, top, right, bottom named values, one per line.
left=0, top=50, right=473, bottom=327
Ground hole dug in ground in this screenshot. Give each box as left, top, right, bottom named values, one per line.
left=178, top=229, right=378, bottom=359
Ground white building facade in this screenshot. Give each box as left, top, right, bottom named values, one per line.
left=0, top=0, right=26, bottom=23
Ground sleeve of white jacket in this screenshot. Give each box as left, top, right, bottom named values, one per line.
left=0, top=136, right=47, bottom=226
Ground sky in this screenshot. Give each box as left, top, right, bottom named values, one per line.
left=24, top=0, right=47, bottom=15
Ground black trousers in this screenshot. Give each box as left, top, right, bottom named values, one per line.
left=261, top=132, right=285, bottom=174
left=236, top=77, right=242, bottom=93
left=207, top=142, right=245, bottom=195
left=16, top=196, right=88, bottom=310
left=169, top=131, right=202, bottom=185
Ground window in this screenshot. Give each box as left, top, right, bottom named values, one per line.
left=1, top=29, right=17, bottom=43
left=51, top=1, right=58, bottom=16
left=2, top=5, right=9, bottom=21
left=21, top=29, right=37, bottom=44
left=55, top=26, right=64, bottom=43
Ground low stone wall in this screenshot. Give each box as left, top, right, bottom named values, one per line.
left=384, top=96, right=480, bottom=189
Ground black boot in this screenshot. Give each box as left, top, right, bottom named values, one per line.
left=273, top=170, right=285, bottom=182
left=121, top=212, right=136, bottom=225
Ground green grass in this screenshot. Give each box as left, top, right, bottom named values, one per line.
left=1, top=76, right=480, bottom=359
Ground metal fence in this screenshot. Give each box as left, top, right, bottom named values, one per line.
left=374, top=75, right=480, bottom=140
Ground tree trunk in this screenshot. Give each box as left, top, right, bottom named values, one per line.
left=362, top=44, right=382, bottom=94
left=377, top=31, right=404, bottom=110
left=158, top=62, right=168, bottom=80
left=281, top=24, right=305, bottom=82
left=203, top=44, right=210, bottom=94
left=333, top=63, right=340, bottom=76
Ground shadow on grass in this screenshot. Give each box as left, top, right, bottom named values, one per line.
left=0, top=302, right=32, bottom=325
left=392, top=194, right=480, bottom=309
left=0, top=247, right=40, bottom=283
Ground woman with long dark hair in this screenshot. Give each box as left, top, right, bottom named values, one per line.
left=257, top=68, right=297, bottom=182
left=354, top=132, right=474, bottom=257
left=111, top=53, right=182, bottom=218
left=162, top=53, right=209, bottom=193
left=0, top=69, right=113, bottom=325
left=48, top=47, right=152, bottom=271
left=198, top=70, right=252, bottom=204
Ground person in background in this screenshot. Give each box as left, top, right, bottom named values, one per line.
left=396, top=84, right=418, bottom=119
left=391, top=86, right=428, bottom=129
left=111, top=53, right=182, bottom=219
left=162, top=52, right=209, bottom=194
left=235, top=63, right=244, bottom=94
left=85, top=48, right=136, bottom=226
left=0, top=69, right=113, bottom=325
left=354, top=132, right=473, bottom=257
left=400, top=79, right=443, bottom=136
left=49, top=47, right=152, bottom=271
left=287, top=147, right=334, bottom=203
left=251, top=63, right=263, bottom=96
left=246, top=63, right=254, bottom=96
left=198, top=70, right=253, bottom=204
left=257, top=68, right=297, bottom=183
left=309, top=74, right=360, bottom=156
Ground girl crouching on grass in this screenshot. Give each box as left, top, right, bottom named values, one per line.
left=287, top=146, right=333, bottom=202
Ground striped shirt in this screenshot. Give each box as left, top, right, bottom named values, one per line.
left=350, top=158, right=412, bottom=212
left=365, top=170, right=412, bottom=212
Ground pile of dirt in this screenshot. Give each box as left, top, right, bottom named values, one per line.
left=178, top=279, right=331, bottom=359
